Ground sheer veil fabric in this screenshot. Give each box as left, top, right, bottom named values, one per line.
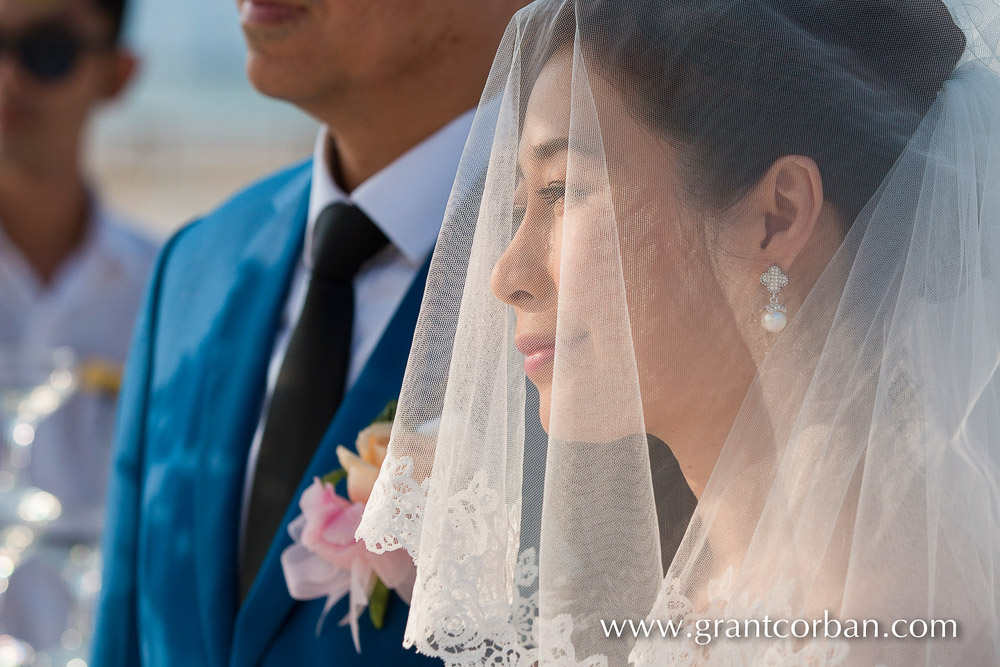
left=357, top=1, right=1000, bottom=664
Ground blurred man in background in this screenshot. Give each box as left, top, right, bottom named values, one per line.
left=0, top=0, right=152, bottom=653
left=94, top=0, right=525, bottom=665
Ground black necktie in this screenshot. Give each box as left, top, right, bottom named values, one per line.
left=240, top=202, right=390, bottom=600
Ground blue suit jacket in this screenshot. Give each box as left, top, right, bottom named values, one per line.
left=92, top=161, right=437, bottom=666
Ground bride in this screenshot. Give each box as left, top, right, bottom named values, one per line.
left=358, top=0, right=1000, bottom=664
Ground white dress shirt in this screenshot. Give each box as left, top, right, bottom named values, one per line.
left=0, top=203, right=157, bottom=648
left=239, top=110, right=476, bottom=549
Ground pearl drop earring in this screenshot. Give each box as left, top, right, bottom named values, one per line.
left=760, top=265, right=789, bottom=333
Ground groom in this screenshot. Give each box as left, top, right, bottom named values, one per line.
left=92, top=1, right=524, bottom=664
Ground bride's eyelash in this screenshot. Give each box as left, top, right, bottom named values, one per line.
left=537, top=182, right=566, bottom=205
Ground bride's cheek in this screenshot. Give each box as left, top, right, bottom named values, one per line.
left=549, top=217, right=563, bottom=292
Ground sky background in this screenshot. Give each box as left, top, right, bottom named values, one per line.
left=88, top=0, right=318, bottom=239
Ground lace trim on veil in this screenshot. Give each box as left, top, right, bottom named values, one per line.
left=357, top=455, right=429, bottom=556
left=359, top=456, right=606, bottom=665
left=630, top=570, right=850, bottom=666
left=359, top=455, right=851, bottom=666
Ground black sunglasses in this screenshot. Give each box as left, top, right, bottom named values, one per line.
left=0, top=22, right=114, bottom=83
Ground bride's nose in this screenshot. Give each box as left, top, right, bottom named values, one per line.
left=490, top=208, right=557, bottom=312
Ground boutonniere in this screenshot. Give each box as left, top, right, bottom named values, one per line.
left=280, top=401, right=415, bottom=653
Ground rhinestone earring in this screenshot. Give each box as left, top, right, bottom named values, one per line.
left=760, top=265, right=789, bottom=332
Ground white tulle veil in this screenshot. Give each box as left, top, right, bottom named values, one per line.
left=358, top=0, right=1000, bottom=664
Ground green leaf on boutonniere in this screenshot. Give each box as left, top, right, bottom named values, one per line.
left=373, top=400, right=397, bottom=424
left=321, top=467, right=347, bottom=487
left=369, top=576, right=391, bottom=629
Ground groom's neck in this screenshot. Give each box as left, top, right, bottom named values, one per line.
left=302, top=21, right=503, bottom=193
left=316, top=84, right=472, bottom=194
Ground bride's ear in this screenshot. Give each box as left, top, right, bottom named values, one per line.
left=752, top=155, right=824, bottom=268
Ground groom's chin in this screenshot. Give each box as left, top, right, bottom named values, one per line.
left=245, top=52, right=291, bottom=98
left=244, top=51, right=325, bottom=105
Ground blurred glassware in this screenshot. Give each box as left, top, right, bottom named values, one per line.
left=0, top=346, right=77, bottom=525
left=0, top=347, right=98, bottom=666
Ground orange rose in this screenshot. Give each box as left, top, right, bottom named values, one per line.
left=337, top=423, right=391, bottom=504
left=356, top=422, right=391, bottom=468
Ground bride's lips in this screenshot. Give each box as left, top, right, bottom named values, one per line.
left=240, top=0, right=308, bottom=27
left=516, top=335, right=556, bottom=379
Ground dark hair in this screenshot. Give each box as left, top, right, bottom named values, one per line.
left=93, top=0, right=128, bottom=42
left=536, top=0, right=966, bottom=224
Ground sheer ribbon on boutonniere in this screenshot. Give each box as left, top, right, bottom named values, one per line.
left=280, top=401, right=415, bottom=652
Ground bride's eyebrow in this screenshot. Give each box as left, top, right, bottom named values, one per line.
left=531, top=136, right=570, bottom=160
left=530, top=135, right=601, bottom=163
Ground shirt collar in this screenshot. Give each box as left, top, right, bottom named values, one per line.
left=0, top=196, right=131, bottom=298
left=306, top=108, right=476, bottom=266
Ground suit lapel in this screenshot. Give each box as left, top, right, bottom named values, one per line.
left=231, top=258, right=431, bottom=667
left=190, top=169, right=311, bottom=663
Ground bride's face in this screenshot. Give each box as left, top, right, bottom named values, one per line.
left=491, top=47, right=758, bottom=455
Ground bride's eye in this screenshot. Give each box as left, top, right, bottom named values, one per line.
left=538, top=182, right=566, bottom=206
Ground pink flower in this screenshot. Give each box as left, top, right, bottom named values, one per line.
left=281, top=477, right=417, bottom=652
left=297, top=478, right=367, bottom=568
